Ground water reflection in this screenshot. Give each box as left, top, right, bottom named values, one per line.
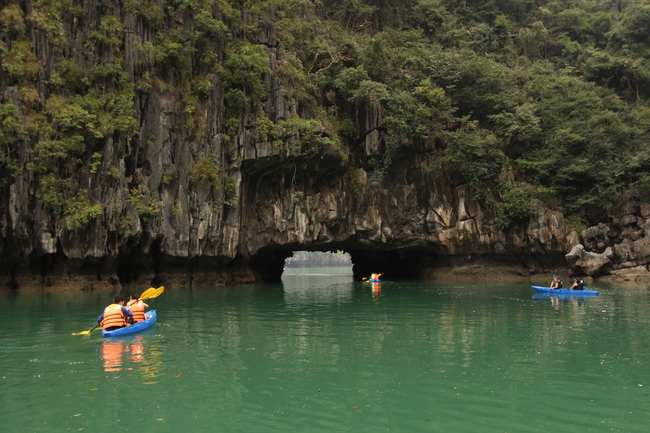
left=550, top=296, right=583, bottom=311
left=99, top=335, right=163, bottom=379
left=532, top=293, right=592, bottom=311
left=371, top=281, right=381, bottom=303
left=101, top=339, right=129, bottom=371
left=281, top=274, right=354, bottom=305
left=4, top=283, right=650, bottom=432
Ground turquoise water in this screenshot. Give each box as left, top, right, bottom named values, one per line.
left=1, top=277, right=649, bottom=432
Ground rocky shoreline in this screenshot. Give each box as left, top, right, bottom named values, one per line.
left=2, top=2, right=650, bottom=295
left=4, top=260, right=648, bottom=293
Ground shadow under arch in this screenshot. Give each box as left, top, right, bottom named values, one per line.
left=249, top=244, right=436, bottom=282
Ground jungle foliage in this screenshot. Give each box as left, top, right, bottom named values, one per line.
left=1, top=0, right=650, bottom=229
left=285, top=250, right=352, bottom=268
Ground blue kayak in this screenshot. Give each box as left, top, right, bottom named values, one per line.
left=532, top=286, right=598, bottom=296
left=102, top=310, right=157, bottom=338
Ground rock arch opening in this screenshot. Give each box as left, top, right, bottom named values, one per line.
left=282, top=251, right=353, bottom=276
left=249, top=245, right=435, bottom=283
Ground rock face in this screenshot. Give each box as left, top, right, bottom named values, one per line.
left=566, top=244, right=613, bottom=277
left=1, top=4, right=650, bottom=291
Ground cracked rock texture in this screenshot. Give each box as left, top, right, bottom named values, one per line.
left=1, top=3, right=649, bottom=291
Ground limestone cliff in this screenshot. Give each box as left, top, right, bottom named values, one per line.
left=1, top=2, right=649, bottom=291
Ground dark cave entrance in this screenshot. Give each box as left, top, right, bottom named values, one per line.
left=249, top=246, right=430, bottom=283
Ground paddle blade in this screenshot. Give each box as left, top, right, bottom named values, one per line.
left=140, top=287, right=157, bottom=299
left=142, top=286, right=164, bottom=301
left=72, top=325, right=99, bottom=335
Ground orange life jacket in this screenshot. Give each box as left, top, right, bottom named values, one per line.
left=126, top=300, right=146, bottom=322
left=101, top=304, right=126, bottom=329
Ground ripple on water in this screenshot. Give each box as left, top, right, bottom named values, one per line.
left=1, top=281, right=650, bottom=432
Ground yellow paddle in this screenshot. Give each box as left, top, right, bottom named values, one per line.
left=73, top=286, right=165, bottom=335
left=143, top=286, right=164, bottom=301
left=139, top=287, right=157, bottom=300
left=72, top=324, right=101, bottom=336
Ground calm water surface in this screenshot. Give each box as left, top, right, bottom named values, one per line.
left=1, top=275, right=649, bottom=432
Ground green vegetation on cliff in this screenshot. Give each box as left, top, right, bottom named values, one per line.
left=1, top=0, right=650, bottom=231
left=285, top=250, right=352, bottom=268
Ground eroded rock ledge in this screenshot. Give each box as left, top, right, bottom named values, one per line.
left=4, top=160, right=650, bottom=291
left=2, top=4, right=649, bottom=291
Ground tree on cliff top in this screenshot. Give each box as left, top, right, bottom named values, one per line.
left=0, top=0, right=649, bottom=233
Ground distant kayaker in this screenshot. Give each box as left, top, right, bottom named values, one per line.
left=550, top=276, right=562, bottom=290
left=126, top=294, right=149, bottom=323
left=569, top=278, right=584, bottom=290
left=97, top=295, right=133, bottom=331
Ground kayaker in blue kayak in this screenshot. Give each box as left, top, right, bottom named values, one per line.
left=126, top=294, right=149, bottom=323
left=97, top=295, right=134, bottom=331
left=569, top=278, right=584, bottom=290
left=550, top=276, right=563, bottom=290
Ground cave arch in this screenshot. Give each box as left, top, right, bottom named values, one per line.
left=249, top=244, right=436, bottom=282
